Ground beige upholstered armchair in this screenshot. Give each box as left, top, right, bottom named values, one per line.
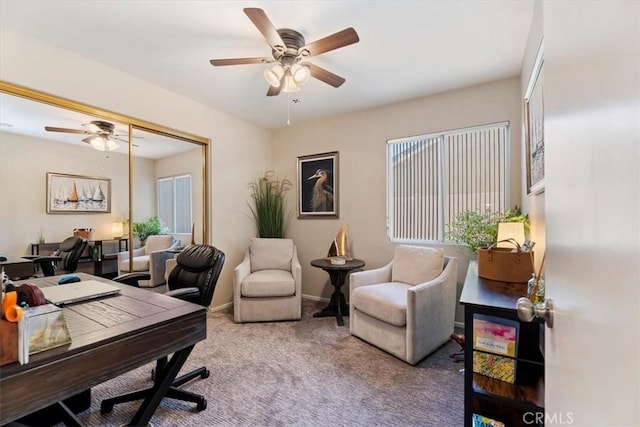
left=349, top=245, right=458, bottom=365
left=117, top=235, right=180, bottom=287
left=233, top=238, right=302, bottom=323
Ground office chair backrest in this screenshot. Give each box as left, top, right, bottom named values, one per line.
left=58, top=236, right=88, bottom=273
left=167, top=244, right=225, bottom=307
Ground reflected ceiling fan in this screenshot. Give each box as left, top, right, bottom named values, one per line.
left=44, top=120, right=138, bottom=151
left=210, top=8, right=360, bottom=96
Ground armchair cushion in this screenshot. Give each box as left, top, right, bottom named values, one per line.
left=241, top=270, right=296, bottom=297
left=249, top=238, right=293, bottom=273
left=120, top=255, right=150, bottom=272
left=350, top=281, right=412, bottom=327
left=391, top=245, right=444, bottom=286
left=144, top=235, right=175, bottom=255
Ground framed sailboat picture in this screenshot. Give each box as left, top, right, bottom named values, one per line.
left=46, top=172, right=111, bottom=213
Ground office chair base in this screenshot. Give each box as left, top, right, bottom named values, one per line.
left=101, top=363, right=210, bottom=414
left=100, top=386, right=207, bottom=413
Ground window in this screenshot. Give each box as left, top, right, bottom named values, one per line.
left=387, top=122, right=509, bottom=243
left=158, top=174, right=192, bottom=234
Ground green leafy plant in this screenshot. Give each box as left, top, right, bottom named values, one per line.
left=133, top=216, right=168, bottom=245
left=446, top=206, right=530, bottom=253
left=248, top=171, right=292, bottom=238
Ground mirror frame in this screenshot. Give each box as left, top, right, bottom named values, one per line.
left=0, top=81, right=210, bottom=260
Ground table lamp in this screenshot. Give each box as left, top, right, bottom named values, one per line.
left=112, top=222, right=124, bottom=238
left=497, top=222, right=525, bottom=248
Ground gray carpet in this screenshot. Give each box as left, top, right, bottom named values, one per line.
left=72, top=300, right=464, bottom=426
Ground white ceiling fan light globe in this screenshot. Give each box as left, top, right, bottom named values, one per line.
left=291, top=63, right=310, bottom=86
left=105, top=138, right=120, bottom=151
left=87, top=135, right=106, bottom=151
left=282, top=74, right=300, bottom=93
left=264, top=64, right=285, bottom=87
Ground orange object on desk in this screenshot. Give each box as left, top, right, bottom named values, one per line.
left=0, top=319, right=18, bottom=366
left=2, top=291, right=23, bottom=322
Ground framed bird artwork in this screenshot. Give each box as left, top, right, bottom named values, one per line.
left=297, top=151, right=339, bottom=219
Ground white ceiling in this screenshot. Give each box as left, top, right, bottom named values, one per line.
left=0, top=0, right=535, bottom=131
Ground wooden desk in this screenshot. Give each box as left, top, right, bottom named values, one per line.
left=311, top=258, right=365, bottom=326
left=0, top=273, right=206, bottom=426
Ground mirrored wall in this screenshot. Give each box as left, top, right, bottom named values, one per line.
left=0, top=81, right=209, bottom=275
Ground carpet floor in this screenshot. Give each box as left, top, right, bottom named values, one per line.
left=66, top=299, right=465, bottom=426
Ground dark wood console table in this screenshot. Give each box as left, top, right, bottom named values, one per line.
left=30, top=238, right=128, bottom=277
left=311, top=258, right=365, bottom=326
left=460, top=261, right=545, bottom=427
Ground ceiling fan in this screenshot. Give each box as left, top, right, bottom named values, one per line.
left=44, top=120, right=138, bottom=151
left=209, top=8, right=360, bottom=96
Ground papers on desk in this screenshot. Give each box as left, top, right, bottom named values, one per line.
left=18, top=304, right=71, bottom=364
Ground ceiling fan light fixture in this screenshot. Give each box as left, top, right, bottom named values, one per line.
left=105, top=138, right=120, bottom=151
left=264, top=64, right=285, bottom=87
left=291, top=63, right=310, bottom=86
left=86, top=135, right=106, bottom=151
left=282, top=73, right=300, bottom=93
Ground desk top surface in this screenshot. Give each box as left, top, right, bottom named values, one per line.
left=1, top=272, right=205, bottom=424
left=459, top=260, right=529, bottom=311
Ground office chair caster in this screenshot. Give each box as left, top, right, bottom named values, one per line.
left=197, top=398, right=207, bottom=411
left=100, top=401, right=114, bottom=414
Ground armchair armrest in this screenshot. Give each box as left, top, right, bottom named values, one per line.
left=291, top=247, right=302, bottom=295
left=113, top=272, right=151, bottom=287
left=233, top=251, right=251, bottom=294
left=350, top=261, right=393, bottom=292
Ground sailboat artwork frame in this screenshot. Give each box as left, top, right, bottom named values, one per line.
left=46, top=172, right=111, bottom=214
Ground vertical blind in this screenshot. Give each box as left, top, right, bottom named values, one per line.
left=387, top=122, right=509, bottom=243
left=158, top=174, right=192, bottom=234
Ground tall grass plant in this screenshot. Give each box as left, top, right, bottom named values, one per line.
left=248, top=171, right=292, bottom=238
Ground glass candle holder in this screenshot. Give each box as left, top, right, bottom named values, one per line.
left=527, top=274, right=545, bottom=307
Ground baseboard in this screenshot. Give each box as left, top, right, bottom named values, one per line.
left=208, top=301, right=232, bottom=312
left=454, top=321, right=465, bottom=330
left=301, top=294, right=329, bottom=303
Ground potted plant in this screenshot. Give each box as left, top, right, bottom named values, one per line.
left=248, top=171, right=292, bottom=238
left=133, top=216, right=168, bottom=246
left=446, top=206, right=530, bottom=254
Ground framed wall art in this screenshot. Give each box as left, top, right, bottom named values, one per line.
left=46, top=172, right=111, bottom=213
left=525, top=41, right=545, bottom=195
left=297, top=151, right=339, bottom=219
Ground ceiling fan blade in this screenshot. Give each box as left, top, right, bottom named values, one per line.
left=82, top=123, right=102, bottom=133
left=307, top=63, right=346, bottom=88
left=300, top=28, right=359, bottom=57
left=267, top=84, right=282, bottom=97
left=209, top=57, right=272, bottom=67
left=243, top=8, right=285, bottom=51
left=44, top=126, right=86, bottom=134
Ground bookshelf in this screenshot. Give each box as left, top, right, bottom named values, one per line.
left=460, top=261, right=545, bottom=427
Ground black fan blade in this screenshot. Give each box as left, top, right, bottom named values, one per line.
left=300, top=28, right=359, bottom=57
left=210, top=57, right=272, bottom=66
left=244, top=8, right=285, bottom=52
left=307, top=63, right=346, bottom=88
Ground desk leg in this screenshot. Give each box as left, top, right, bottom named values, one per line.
left=313, top=270, right=349, bottom=326
left=128, top=345, right=194, bottom=427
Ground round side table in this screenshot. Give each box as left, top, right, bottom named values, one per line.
left=310, top=258, right=365, bottom=326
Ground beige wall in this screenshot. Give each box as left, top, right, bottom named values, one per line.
left=273, top=77, right=523, bottom=323
left=521, top=0, right=545, bottom=268
left=0, top=27, right=271, bottom=308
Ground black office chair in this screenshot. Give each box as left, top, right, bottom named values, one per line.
left=101, top=244, right=225, bottom=414
left=31, top=236, right=87, bottom=277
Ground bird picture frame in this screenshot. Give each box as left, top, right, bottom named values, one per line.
left=297, top=151, right=339, bottom=219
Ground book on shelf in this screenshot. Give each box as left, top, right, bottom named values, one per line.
left=472, top=314, right=519, bottom=383
left=472, top=414, right=505, bottom=427
left=18, top=303, right=71, bottom=364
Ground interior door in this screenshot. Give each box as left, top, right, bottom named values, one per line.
left=543, top=3, right=639, bottom=426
